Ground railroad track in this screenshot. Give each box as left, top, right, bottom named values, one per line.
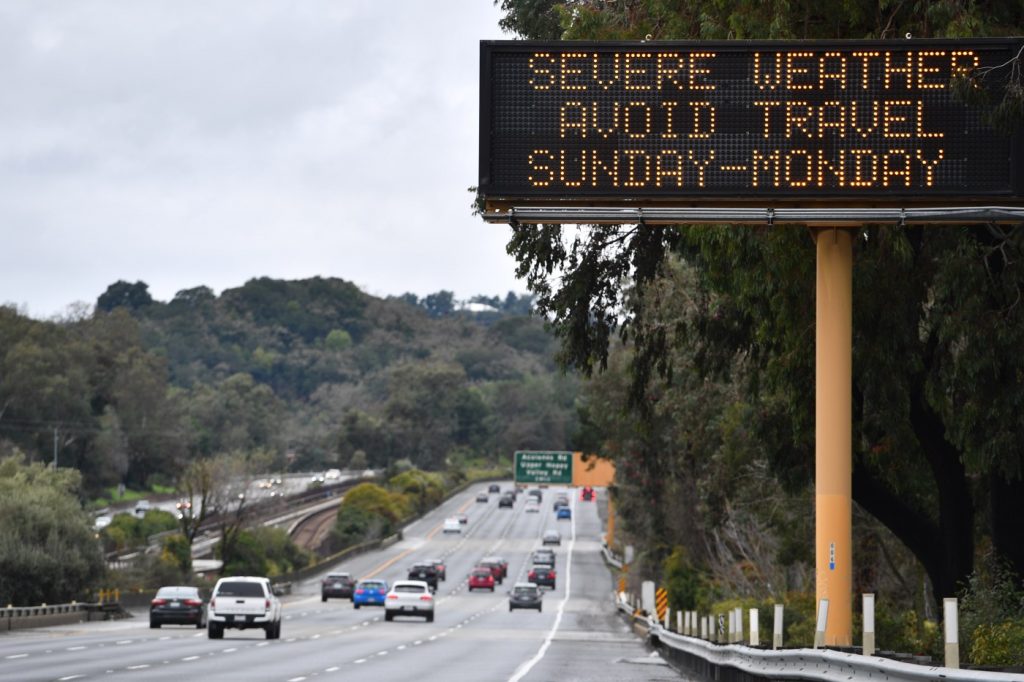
left=290, top=505, right=340, bottom=553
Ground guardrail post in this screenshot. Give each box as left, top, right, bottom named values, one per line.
left=943, top=597, right=959, bottom=669
left=749, top=608, right=759, bottom=646
left=683, top=610, right=690, bottom=635
left=664, top=607, right=671, bottom=630
left=728, top=609, right=735, bottom=643
left=676, top=609, right=682, bottom=634
left=862, top=593, right=875, bottom=656
left=773, top=604, right=784, bottom=649
left=813, top=598, right=829, bottom=649
left=700, top=615, right=707, bottom=640
left=717, top=613, right=726, bottom=642
left=734, top=607, right=743, bottom=643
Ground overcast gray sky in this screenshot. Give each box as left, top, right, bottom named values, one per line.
left=0, top=1, right=520, bottom=318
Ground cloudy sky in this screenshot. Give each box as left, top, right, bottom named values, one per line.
left=0, top=1, right=520, bottom=318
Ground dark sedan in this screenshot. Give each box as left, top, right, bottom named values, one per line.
left=321, top=572, right=356, bottom=601
left=528, top=565, right=556, bottom=589
left=150, top=585, right=206, bottom=629
left=509, top=582, right=543, bottom=612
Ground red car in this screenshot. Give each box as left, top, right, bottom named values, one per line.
left=468, top=568, right=496, bottom=592
left=581, top=485, right=595, bottom=501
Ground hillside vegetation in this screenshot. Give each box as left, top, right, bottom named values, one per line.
left=0, top=277, right=579, bottom=495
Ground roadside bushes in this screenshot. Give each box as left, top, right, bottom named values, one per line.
left=220, top=527, right=311, bottom=577
left=327, top=482, right=408, bottom=552
left=100, top=510, right=178, bottom=552
left=960, top=552, right=1024, bottom=666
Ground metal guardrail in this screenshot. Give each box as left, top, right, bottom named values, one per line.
left=613, top=596, right=1024, bottom=682
left=0, top=603, right=112, bottom=631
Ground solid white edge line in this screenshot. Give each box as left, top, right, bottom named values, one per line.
left=507, top=495, right=576, bottom=682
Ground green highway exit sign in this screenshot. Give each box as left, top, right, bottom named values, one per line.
left=514, top=451, right=573, bottom=484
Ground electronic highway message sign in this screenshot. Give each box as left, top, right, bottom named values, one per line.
left=479, top=39, right=1024, bottom=206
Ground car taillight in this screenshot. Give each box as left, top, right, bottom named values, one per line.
left=528, top=571, right=536, bottom=579
left=183, top=599, right=202, bottom=606
left=355, top=589, right=365, bottom=595
left=387, top=594, right=398, bottom=600
left=265, top=599, right=271, bottom=608
left=419, top=594, right=433, bottom=601
left=151, top=598, right=167, bottom=606
left=210, top=597, right=216, bottom=608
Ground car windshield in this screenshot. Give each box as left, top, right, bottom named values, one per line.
left=327, top=574, right=350, bottom=580
left=473, top=571, right=491, bottom=578
left=395, top=584, right=426, bottom=594
left=514, top=587, right=538, bottom=596
left=156, top=587, right=198, bottom=599
left=216, top=581, right=265, bottom=597
left=359, top=581, right=386, bottom=590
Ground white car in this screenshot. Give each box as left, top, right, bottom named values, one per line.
left=443, top=517, right=461, bottom=533
left=385, top=580, right=434, bottom=622
left=324, top=468, right=342, bottom=480
left=208, top=576, right=282, bottom=639
left=525, top=498, right=540, bottom=513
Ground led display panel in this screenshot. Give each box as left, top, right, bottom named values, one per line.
left=479, top=39, right=1024, bottom=205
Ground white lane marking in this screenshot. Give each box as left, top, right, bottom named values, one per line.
left=311, top=634, right=321, bottom=640
left=223, top=648, right=237, bottom=653
left=127, top=664, right=150, bottom=670
left=325, top=666, right=340, bottom=672
left=377, top=650, right=388, bottom=656
left=67, top=646, right=87, bottom=651
left=116, top=640, right=132, bottom=645
left=413, top=640, right=423, bottom=645
left=5, top=654, right=28, bottom=659
left=182, top=655, right=200, bottom=661
left=58, top=676, right=85, bottom=681
left=257, top=642, right=269, bottom=647
left=397, top=645, right=406, bottom=651
left=355, top=658, right=367, bottom=664
left=428, top=635, right=437, bottom=641
left=508, top=497, right=577, bottom=682
left=287, top=677, right=307, bottom=681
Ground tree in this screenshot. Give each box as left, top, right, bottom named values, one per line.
left=96, top=280, right=153, bottom=313
left=0, top=455, right=104, bottom=605
left=422, top=291, right=455, bottom=318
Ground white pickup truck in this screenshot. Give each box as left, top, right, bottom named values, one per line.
left=207, top=576, right=282, bottom=639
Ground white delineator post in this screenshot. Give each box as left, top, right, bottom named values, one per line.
left=749, top=608, right=759, bottom=646
left=862, top=593, right=875, bottom=656
left=664, top=607, right=671, bottom=630
left=734, top=607, right=743, bottom=643
left=728, top=610, right=736, bottom=643
left=700, top=615, right=708, bottom=640
left=677, top=610, right=683, bottom=634
left=773, top=604, right=784, bottom=649
left=944, top=598, right=960, bottom=669
left=683, top=611, right=691, bottom=635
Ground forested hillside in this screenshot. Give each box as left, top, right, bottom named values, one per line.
left=0, top=277, right=579, bottom=495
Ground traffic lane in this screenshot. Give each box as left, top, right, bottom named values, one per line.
left=294, top=481, right=513, bottom=594
left=505, top=499, right=686, bottom=682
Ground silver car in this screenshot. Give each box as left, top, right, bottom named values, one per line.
left=384, top=580, right=435, bottom=622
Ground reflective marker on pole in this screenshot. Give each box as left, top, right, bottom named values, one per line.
left=814, top=598, right=830, bottom=649
left=677, top=609, right=682, bottom=634
left=773, top=604, right=784, bottom=649
left=944, top=598, right=959, bottom=669
left=862, top=593, right=875, bottom=656
left=749, top=608, right=759, bottom=647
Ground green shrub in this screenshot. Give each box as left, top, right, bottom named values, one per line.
left=970, top=620, right=1024, bottom=666
left=960, top=552, right=1024, bottom=666
left=160, top=533, right=192, bottom=577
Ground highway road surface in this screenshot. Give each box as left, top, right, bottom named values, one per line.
left=0, top=484, right=690, bottom=681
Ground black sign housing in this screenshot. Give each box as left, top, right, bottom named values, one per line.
left=479, top=39, right=1024, bottom=205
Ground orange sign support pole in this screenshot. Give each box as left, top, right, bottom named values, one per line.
left=814, top=227, right=853, bottom=645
